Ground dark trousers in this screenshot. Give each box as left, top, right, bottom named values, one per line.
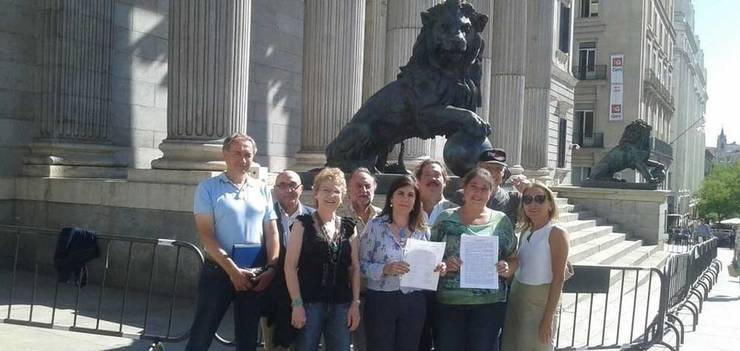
left=185, top=261, right=262, bottom=351
left=365, top=290, right=426, bottom=351
left=417, top=290, right=436, bottom=351
left=433, top=302, right=507, bottom=351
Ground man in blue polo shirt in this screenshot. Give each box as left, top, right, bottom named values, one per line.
left=186, top=133, right=279, bottom=351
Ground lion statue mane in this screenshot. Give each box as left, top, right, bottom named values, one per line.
left=589, top=119, right=666, bottom=183
left=325, top=0, right=492, bottom=176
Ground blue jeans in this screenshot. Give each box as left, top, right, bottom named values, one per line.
left=433, top=302, right=507, bottom=351
left=185, top=261, right=262, bottom=351
left=294, top=302, right=351, bottom=351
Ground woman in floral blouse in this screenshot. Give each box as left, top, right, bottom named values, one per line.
left=359, top=175, right=445, bottom=351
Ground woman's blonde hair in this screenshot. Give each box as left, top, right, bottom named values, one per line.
left=313, top=167, right=347, bottom=195
left=516, top=182, right=559, bottom=233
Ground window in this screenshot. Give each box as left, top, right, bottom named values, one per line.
left=573, top=110, right=594, bottom=146
left=580, top=0, right=599, bottom=17
left=578, top=42, right=596, bottom=72
left=558, top=118, right=568, bottom=168
left=559, top=4, right=571, bottom=53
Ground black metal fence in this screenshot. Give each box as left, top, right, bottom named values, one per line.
left=662, top=238, right=721, bottom=348
left=0, top=225, right=238, bottom=349
left=555, top=265, right=672, bottom=350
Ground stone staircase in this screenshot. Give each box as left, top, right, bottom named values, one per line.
left=551, top=194, right=667, bottom=269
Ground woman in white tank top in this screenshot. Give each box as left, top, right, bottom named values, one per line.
left=501, top=183, right=570, bottom=351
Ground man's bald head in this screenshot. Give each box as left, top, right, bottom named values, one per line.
left=274, top=170, right=303, bottom=213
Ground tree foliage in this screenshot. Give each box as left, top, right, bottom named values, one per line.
left=697, top=163, right=740, bottom=221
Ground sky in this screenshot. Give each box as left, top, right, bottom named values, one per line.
left=693, top=0, right=740, bottom=147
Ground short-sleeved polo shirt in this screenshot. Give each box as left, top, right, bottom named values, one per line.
left=194, top=173, right=277, bottom=251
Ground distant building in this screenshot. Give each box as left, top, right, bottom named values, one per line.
left=714, top=127, right=740, bottom=164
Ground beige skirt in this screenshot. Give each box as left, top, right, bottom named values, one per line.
left=501, top=279, right=559, bottom=351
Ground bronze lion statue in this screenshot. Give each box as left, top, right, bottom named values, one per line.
left=325, top=0, right=491, bottom=176
left=589, top=120, right=666, bottom=183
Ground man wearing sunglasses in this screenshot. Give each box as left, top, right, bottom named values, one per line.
left=453, top=148, right=528, bottom=226
left=262, top=170, right=315, bottom=350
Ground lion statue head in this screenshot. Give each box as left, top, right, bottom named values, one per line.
left=399, top=0, right=488, bottom=110
left=619, top=119, right=652, bottom=152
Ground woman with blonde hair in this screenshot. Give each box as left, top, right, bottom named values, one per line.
left=284, top=167, right=361, bottom=351
left=502, top=182, right=569, bottom=351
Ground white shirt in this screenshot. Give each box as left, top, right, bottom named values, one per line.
left=278, top=203, right=303, bottom=245
left=425, top=198, right=457, bottom=226
left=515, top=221, right=554, bottom=285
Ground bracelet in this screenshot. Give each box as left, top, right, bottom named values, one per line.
left=352, top=299, right=361, bottom=305
left=291, top=297, right=303, bottom=307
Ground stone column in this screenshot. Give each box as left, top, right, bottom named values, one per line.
left=362, top=0, right=388, bottom=102
left=467, top=0, right=492, bottom=121
left=521, top=0, right=554, bottom=170
left=489, top=0, right=527, bottom=166
left=150, top=0, right=252, bottom=171
left=294, top=0, right=366, bottom=169
left=24, top=0, right=125, bottom=178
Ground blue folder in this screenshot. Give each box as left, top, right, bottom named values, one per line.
left=232, top=243, right=266, bottom=269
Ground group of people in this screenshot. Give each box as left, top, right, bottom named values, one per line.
left=185, top=133, right=570, bottom=351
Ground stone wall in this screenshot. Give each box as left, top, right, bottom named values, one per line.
left=0, top=0, right=38, bottom=176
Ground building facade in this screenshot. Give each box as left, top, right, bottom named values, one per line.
left=670, top=0, right=708, bottom=216
left=0, top=0, right=576, bottom=235
left=570, top=0, right=677, bottom=185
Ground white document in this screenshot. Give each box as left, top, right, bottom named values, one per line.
left=400, top=238, right=446, bottom=291
left=459, top=235, right=499, bottom=289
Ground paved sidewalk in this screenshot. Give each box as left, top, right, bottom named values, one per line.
left=650, top=247, right=740, bottom=351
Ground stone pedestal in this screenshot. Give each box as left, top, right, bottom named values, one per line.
left=490, top=0, right=526, bottom=165
left=295, top=0, right=366, bottom=170
left=553, top=186, right=669, bottom=245
left=24, top=0, right=126, bottom=178
left=151, top=0, right=252, bottom=171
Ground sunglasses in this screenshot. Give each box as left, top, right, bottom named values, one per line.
left=522, top=194, right=547, bottom=205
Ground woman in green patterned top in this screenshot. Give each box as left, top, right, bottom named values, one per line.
left=430, top=168, right=517, bottom=351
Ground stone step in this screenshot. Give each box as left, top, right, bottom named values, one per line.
left=559, top=212, right=579, bottom=223
left=558, top=203, right=575, bottom=213
left=569, top=233, right=626, bottom=262
left=555, top=197, right=569, bottom=206
left=559, top=219, right=598, bottom=233
left=574, top=239, right=643, bottom=265
left=569, top=225, right=613, bottom=246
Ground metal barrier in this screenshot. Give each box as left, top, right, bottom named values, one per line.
left=554, top=264, right=673, bottom=351
left=662, top=237, right=721, bottom=349
left=0, top=225, right=211, bottom=349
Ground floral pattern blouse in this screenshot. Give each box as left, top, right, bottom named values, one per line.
left=359, top=215, right=431, bottom=293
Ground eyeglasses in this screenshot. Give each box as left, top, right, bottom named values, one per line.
left=522, top=194, right=547, bottom=205
left=276, top=183, right=302, bottom=192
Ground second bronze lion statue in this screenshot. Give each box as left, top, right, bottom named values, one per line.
left=325, top=0, right=491, bottom=175
left=589, top=120, right=666, bottom=184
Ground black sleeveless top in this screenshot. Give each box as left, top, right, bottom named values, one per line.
left=297, top=213, right=355, bottom=304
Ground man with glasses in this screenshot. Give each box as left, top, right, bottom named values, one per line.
left=261, top=170, right=315, bottom=350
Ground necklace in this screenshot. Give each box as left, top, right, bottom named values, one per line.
left=228, top=176, right=248, bottom=199
left=316, top=213, right=340, bottom=254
